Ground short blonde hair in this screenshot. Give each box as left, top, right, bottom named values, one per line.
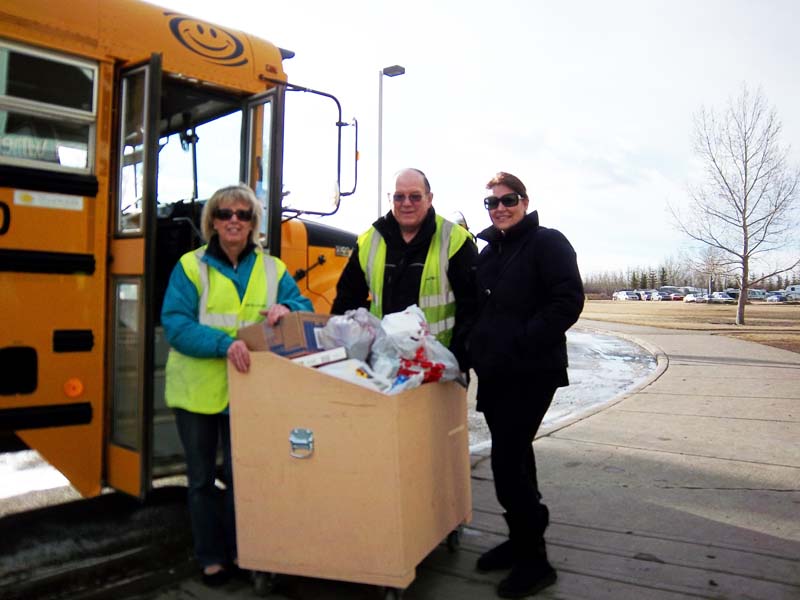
left=201, top=184, right=263, bottom=244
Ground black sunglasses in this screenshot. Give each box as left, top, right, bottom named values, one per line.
left=484, top=193, right=521, bottom=210
left=393, top=192, right=425, bottom=203
left=214, top=208, right=254, bottom=221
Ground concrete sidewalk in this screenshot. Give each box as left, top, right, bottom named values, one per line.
left=142, top=320, right=800, bottom=599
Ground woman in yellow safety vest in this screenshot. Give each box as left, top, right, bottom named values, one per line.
left=162, top=184, right=312, bottom=586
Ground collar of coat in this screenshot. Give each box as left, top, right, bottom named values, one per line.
left=206, top=234, right=257, bottom=267
left=477, top=210, right=540, bottom=244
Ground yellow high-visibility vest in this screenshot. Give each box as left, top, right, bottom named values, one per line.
left=165, top=246, right=286, bottom=414
left=358, top=215, right=470, bottom=346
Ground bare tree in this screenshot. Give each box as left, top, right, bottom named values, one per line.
left=673, top=85, right=800, bottom=324
left=690, top=246, right=731, bottom=292
left=659, top=254, right=691, bottom=286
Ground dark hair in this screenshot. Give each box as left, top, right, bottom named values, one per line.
left=397, top=168, right=431, bottom=193
left=486, top=172, right=527, bottom=199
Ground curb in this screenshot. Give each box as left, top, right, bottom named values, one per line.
left=537, top=324, right=669, bottom=439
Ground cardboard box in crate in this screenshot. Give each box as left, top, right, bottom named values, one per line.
left=229, top=351, right=472, bottom=590
left=237, top=311, right=330, bottom=356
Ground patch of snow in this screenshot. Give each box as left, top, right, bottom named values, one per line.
left=0, top=450, right=69, bottom=499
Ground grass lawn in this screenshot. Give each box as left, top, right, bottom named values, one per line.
left=581, top=300, right=800, bottom=353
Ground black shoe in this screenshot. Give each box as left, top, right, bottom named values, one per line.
left=201, top=567, right=232, bottom=587
left=496, top=560, right=557, bottom=598
left=228, top=563, right=251, bottom=581
left=476, top=539, right=515, bottom=572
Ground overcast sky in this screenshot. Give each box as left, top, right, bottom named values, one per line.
left=153, top=0, right=800, bottom=276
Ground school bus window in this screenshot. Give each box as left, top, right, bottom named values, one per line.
left=0, top=41, right=97, bottom=173
left=157, top=110, right=242, bottom=205
left=116, top=70, right=245, bottom=235
left=111, top=280, right=143, bottom=450
left=249, top=102, right=272, bottom=238
left=0, top=45, right=95, bottom=111
left=0, top=109, right=90, bottom=168
left=117, top=70, right=147, bottom=234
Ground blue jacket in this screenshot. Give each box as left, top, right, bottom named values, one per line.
left=162, top=239, right=313, bottom=359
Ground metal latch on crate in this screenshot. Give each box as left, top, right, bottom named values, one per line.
left=289, top=428, right=314, bottom=459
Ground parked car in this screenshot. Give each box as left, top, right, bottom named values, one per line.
left=766, top=293, right=788, bottom=303
left=683, top=293, right=708, bottom=303
left=682, top=287, right=704, bottom=297
left=709, top=292, right=736, bottom=304
left=667, top=292, right=684, bottom=301
left=613, top=290, right=640, bottom=301
left=650, top=291, right=665, bottom=301
left=783, top=285, right=800, bottom=300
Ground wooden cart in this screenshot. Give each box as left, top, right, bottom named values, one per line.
left=229, top=352, right=472, bottom=597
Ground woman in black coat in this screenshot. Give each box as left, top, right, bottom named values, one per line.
left=468, top=172, right=584, bottom=598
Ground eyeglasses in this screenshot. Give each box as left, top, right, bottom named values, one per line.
left=214, top=208, right=253, bottom=221
left=392, top=192, right=425, bottom=203
left=484, top=193, right=521, bottom=210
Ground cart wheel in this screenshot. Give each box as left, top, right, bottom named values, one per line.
left=252, top=571, right=276, bottom=597
left=382, top=587, right=404, bottom=599
left=446, top=527, right=461, bottom=552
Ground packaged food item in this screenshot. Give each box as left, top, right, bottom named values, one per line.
left=290, top=346, right=348, bottom=368
left=317, top=359, right=392, bottom=393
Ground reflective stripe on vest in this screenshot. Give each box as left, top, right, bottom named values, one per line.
left=196, top=249, right=280, bottom=329
left=358, top=215, right=469, bottom=346
left=165, top=246, right=285, bottom=414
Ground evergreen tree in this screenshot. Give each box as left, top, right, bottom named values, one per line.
left=630, top=271, right=638, bottom=289
left=659, top=267, right=668, bottom=287
left=639, top=272, right=648, bottom=289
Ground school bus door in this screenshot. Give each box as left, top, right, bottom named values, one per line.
left=106, top=55, right=162, bottom=498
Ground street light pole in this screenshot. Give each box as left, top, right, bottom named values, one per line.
left=377, top=64, right=405, bottom=220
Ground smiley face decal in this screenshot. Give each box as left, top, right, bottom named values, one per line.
left=165, top=13, right=248, bottom=67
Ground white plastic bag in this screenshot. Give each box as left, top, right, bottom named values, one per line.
left=316, top=308, right=381, bottom=362
left=368, top=305, right=426, bottom=379
left=369, top=305, right=460, bottom=385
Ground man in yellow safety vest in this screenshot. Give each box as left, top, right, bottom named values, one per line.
left=332, top=168, right=477, bottom=368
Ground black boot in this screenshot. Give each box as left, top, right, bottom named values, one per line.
left=496, top=510, right=556, bottom=598
left=476, top=539, right=515, bottom=572
left=496, top=554, right=556, bottom=598
left=476, top=513, right=515, bottom=572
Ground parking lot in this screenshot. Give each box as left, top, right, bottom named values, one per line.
left=582, top=299, right=800, bottom=353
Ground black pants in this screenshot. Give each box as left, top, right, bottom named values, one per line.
left=174, top=408, right=236, bottom=568
left=480, top=377, right=558, bottom=552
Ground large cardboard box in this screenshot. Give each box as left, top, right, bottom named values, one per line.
left=237, top=311, right=330, bottom=355
left=228, top=351, right=472, bottom=590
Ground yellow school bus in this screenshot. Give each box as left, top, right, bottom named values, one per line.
left=0, top=0, right=358, bottom=498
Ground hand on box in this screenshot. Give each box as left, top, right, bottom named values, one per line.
left=227, top=339, right=251, bottom=373
left=262, top=304, right=290, bottom=326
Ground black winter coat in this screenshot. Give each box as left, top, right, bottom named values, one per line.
left=468, top=211, right=584, bottom=379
